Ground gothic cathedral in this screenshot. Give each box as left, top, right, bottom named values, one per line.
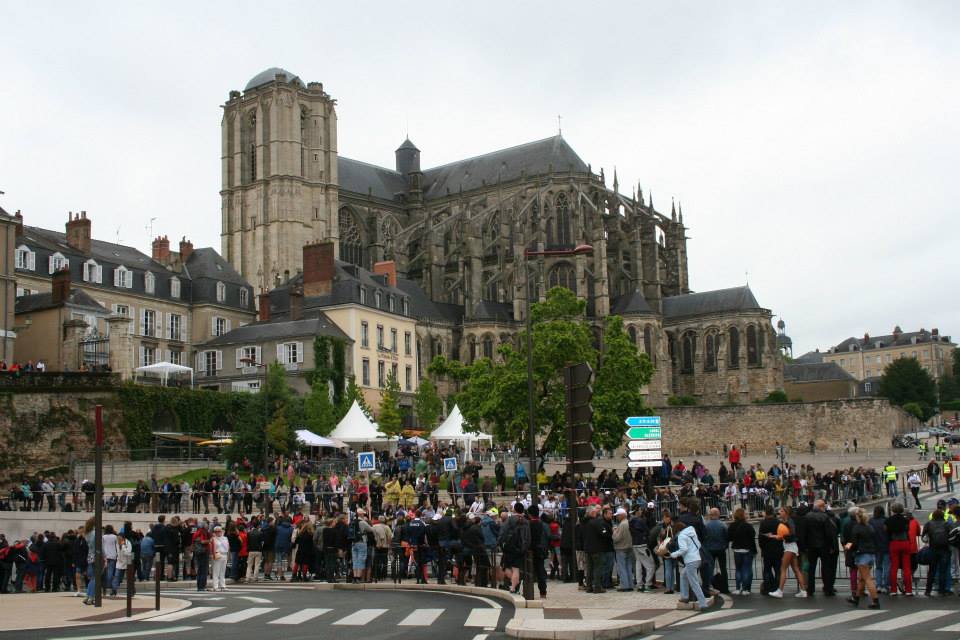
left=220, top=68, right=783, bottom=406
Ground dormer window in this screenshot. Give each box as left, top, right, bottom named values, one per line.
left=402, top=298, right=409, bottom=316
left=170, top=277, right=181, bottom=299
left=239, top=288, right=249, bottom=307
left=388, top=295, right=395, bottom=312
left=113, top=265, right=133, bottom=288
left=49, top=252, right=69, bottom=274
left=359, top=287, right=367, bottom=305
left=83, top=259, right=102, bottom=284
left=15, top=245, right=35, bottom=271
left=144, top=271, right=156, bottom=294
left=216, top=281, right=226, bottom=303
left=374, top=290, right=382, bottom=308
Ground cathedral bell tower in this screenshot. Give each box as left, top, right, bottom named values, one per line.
left=220, top=68, right=339, bottom=288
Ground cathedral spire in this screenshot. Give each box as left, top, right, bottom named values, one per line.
left=671, top=198, right=677, bottom=221
left=648, top=190, right=654, bottom=213
left=637, top=182, right=645, bottom=206
left=678, top=201, right=684, bottom=225
left=612, top=167, right=619, bottom=194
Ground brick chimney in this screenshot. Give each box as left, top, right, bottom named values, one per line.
left=289, top=286, right=304, bottom=321
left=302, top=241, right=335, bottom=297
left=258, top=291, right=271, bottom=322
left=13, top=210, right=23, bottom=236
left=179, top=236, right=194, bottom=262
left=52, top=268, right=71, bottom=305
left=373, top=260, right=398, bottom=287
left=65, top=210, right=91, bottom=254
left=152, top=235, right=171, bottom=262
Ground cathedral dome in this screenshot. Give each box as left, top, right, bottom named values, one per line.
left=245, top=67, right=302, bottom=91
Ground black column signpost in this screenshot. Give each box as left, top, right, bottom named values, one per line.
left=94, top=405, right=104, bottom=607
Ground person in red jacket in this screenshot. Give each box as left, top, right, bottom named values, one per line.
left=729, top=446, right=741, bottom=469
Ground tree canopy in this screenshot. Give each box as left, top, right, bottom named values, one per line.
left=879, top=357, right=938, bottom=421
left=414, top=377, right=444, bottom=434
left=592, top=315, right=654, bottom=449
left=376, top=369, right=405, bottom=438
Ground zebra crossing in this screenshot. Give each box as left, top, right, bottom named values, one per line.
left=145, top=604, right=504, bottom=629
left=673, top=607, right=960, bottom=632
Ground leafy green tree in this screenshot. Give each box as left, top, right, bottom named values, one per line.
left=902, top=402, right=925, bottom=420
left=229, top=362, right=292, bottom=469
left=414, top=377, right=444, bottom=434
left=304, top=379, right=337, bottom=436
left=592, top=316, right=654, bottom=450
left=266, top=413, right=294, bottom=454
left=228, top=397, right=267, bottom=468
left=432, top=287, right=595, bottom=453
left=754, top=390, right=790, bottom=404
left=377, top=370, right=404, bottom=437
left=879, top=357, right=937, bottom=421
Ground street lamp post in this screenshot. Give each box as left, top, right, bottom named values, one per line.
left=521, top=243, right=593, bottom=506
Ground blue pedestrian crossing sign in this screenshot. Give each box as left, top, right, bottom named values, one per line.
left=357, top=451, right=376, bottom=472
left=443, top=457, right=458, bottom=472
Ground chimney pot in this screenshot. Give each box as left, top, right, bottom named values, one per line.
left=373, top=260, right=398, bottom=288
left=51, top=268, right=71, bottom=305
left=13, top=210, right=23, bottom=236
left=65, top=209, right=92, bottom=253
left=258, top=291, right=271, bottom=322
left=302, top=241, right=335, bottom=297
left=152, top=235, right=171, bottom=262
left=178, top=237, right=194, bottom=262
left=289, top=286, right=304, bottom=321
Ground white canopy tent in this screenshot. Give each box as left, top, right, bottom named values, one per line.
left=134, top=361, right=194, bottom=388
left=430, top=405, right=492, bottom=462
left=329, top=400, right=391, bottom=445
left=295, top=429, right=348, bottom=449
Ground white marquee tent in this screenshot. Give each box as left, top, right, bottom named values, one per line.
left=134, top=361, right=194, bottom=387
left=430, top=405, right=493, bottom=442
left=329, top=400, right=390, bottom=444
left=295, top=429, right=348, bottom=449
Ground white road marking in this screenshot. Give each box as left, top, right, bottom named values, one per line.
left=856, top=610, right=954, bottom=631
left=774, top=609, right=883, bottom=630
left=398, top=608, right=445, bottom=626
left=237, top=596, right=272, bottom=603
left=704, top=609, right=820, bottom=630
left=332, top=608, right=390, bottom=625
left=471, top=634, right=489, bottom=640
left=47, top=626, right=200, bottom=640
left=267, top=608, right=333, bottom=625
left=144, top=606, right=223, bottom=622
left=940, top=621, right=960, bottom=632
left=673, top=608, right=750, bottom=625
left=204, top=607, right=278, bottom=623
left=464, top=608, right=501, bottom=627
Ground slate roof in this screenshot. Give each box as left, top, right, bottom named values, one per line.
left=662, top=286, right=761, bottom=319
left=15, top=288, right=107, bottom=314
left=793, top=350, right=824, bottom=364
left=421, top=135, right=588, bottom=199
left=338, top=157, right=408, bottom=201
left=473, top=300, right=514, bottom=323
left=0, top=205, right=12, bottom=219
left=396, top=277, right=462, bottom=324
left=610, top=290, right=654, bottom=316
left=336, top=135, right=590, bottom=202
left=831, top=329, right=954, bottom=352
left=784, top=362, right=855, bottom=383
left=16, top=225, right=252, bottom=310
left=244, top=67, right=301, bottom=91
left=203, top=313, right=349, bottom=347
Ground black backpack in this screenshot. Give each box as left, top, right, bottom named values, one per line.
left=247, top=527, right=263, bottom=552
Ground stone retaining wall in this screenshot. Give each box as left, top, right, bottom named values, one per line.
left=657, top=398, right=918, bottom=454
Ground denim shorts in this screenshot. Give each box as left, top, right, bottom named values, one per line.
left=855, top=553, right=875, bottom=567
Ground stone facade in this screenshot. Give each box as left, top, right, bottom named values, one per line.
left=219, top=68, right=784, bottom=405
left=657, top=398, right=919, bottom=454
left=0, top=208, right=15, bottom=363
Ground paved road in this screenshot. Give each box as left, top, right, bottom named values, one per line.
left=0, top=585, right=512, bottom=640
left=651, top=592, right=960, bottom=640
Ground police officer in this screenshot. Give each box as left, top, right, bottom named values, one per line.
left=919, top=442, right=927, bottom=460
left=883, top=462, right=898, bottom=497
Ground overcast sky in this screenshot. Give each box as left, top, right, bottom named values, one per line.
left=1, top=1, right=957, bottom=354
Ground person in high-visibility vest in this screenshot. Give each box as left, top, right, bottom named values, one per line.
left=883, top=462, right=898, bottom=497
left=918, top=442, right=927, bottom=460
left=943, top=460, right=954, bottom=493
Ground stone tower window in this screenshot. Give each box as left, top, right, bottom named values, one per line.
left=628, top=325, right=638, bottom=346
left=339, top=209, right=363, bottom=267
left=555, top=192, right=572, bottom=247
left=482, top=335, right=494, bottom=360
left=705, top=332, right=719, bottom=371
left=643, top=325, right=654, bottom=365
left=728, top=327, right=740, bottom=369
left=547, top=262, right=576, bottom=294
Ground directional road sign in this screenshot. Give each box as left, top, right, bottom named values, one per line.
left=628, top=450, right=662, bottom=461
left=625, top=416, right=661, bottom=428
left=443, top=457, right=458, bottom=472
left=357, top=452, right=375, bottom=472
left=627, top=460, right=662, bottom=468
left=627, top=439, right=662, bottom=450
left=625, top=426, right=662, bottom=440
